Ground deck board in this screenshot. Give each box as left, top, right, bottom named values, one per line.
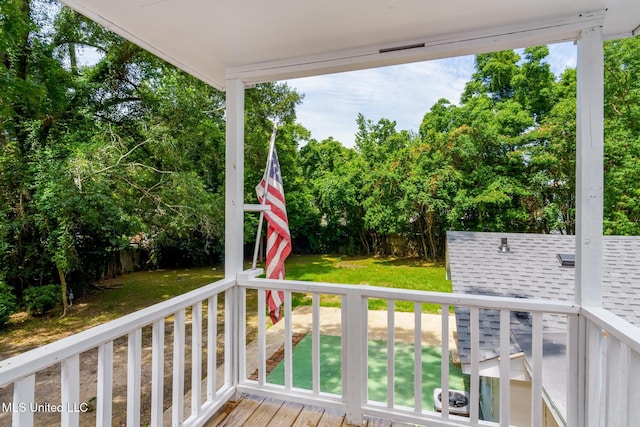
left=243, top=397, right=284, bottom=425
left=291, top=404, right=324, bottom=426
left=207, top=394, right=423, bottom=426
left=316, top=407, right=346, bottom=427
left=269, top=400, right=305, bottom=426
left=365, top=416, right=394, bottom=426
left=210, top=395, right=264, bottom=427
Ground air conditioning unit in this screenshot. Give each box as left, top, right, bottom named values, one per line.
left=433, top=388, right=470, bottom=417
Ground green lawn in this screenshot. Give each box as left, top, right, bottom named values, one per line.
left=0, top=267, right=224, bottom=357
left=1, top=255, right=450, bottom=355
left=267, top=334, right=465, bottom=409
left=283, top=255, right=451, bottom=312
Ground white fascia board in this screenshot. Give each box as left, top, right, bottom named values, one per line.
left=226, top=10, right=605, bottom=85
left=461, top=353, right=528, bottom=380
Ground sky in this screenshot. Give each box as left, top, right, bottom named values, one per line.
left=285, top=42, right=578, bottom=148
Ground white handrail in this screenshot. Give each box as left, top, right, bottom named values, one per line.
left=239, top=277, right=579, bottom=314
left=581, top=305, right=640, bottom=354
left=0, top=277, right=234, bottom=387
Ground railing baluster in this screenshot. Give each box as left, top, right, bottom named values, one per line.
left=192, top=302, right=203, bottom=417
left=284, top=291, right=293, bottom=390
left=414, top=302, right=422, bottom=413
left=61, top=354, right=80, bottom=427
left=531, top=312, right=543, bottom=427
left=257, top=289, right=266, bottom=385
left=361, top=296, right=368, bottom=402
left=238, top=287, right=246, bottom=382
left=312, top=293, right=320, bottom=395
left=499, top=309, right=511, bottom=427
left=151, top=320, right=164, bottom=427
left=345, top=290, right=364, bottom=424
left=605, top=335, right=626, bottom=427
left=97, top=341, right=113, bottom=427
left=470, top=307, right=480, bottom=423
left=628, top=349, right=640, bottom=425
left=387, top=299, right=395, bottom=408
left=207, top=294, right=217, bottom=399
left=567, top=314, right=583, bottom=427
left=172, top=309, right=186, bottom=425
left=440, top=304, right=449, bottom=418
left=13, top=374, right=35, bottom=427
left=587, top=320, right=605, bottom=427
left=224, top=287, right=233, bottom=388
left=127, top=329, right=142, bottom=427
left=342, top=294, right=347, bottom=398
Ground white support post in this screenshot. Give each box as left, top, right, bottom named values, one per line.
left=575, top=25, right=604, bottom=427
left=575, top=26, right=604, bottom=307
left=225, top=78, right=245, bottom=278
left=225, top=78, right=245, bottom=394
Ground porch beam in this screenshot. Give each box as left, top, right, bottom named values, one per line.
left=227, top=11, right=605, bottom=85
left=575, top=26, right=604, bottom=307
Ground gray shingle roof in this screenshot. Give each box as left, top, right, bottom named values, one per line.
left=447, top=231, right=640, bottom=329
left=447, top=231, right=640, bottom=423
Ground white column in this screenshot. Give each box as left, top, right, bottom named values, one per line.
left=575, top=26, right=604, bottom=307
left=224, top=78, right=245, bottom=394
left=225, top=78, right=245, bottom=278
left=572, top=25, right=604, bottom=427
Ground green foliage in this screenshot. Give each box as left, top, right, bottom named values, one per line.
left=0, top=282, right=17, bottom=329
left=23, top=284, right=61, bottom=316
left=0, top=1, right=310, bottom=297
left=2, top=0, right=639, bottom=301
left=302, top=38, right=640, bottom=257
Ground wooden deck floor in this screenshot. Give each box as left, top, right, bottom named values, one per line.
left=206, top=394, right=423, bottom=427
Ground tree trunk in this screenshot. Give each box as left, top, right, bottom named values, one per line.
left=57, top=265, right=69, bottom=317
left=426, top=210, right=437, bottom=261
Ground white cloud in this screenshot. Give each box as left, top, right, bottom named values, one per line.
left=547, top=41, right=577, bottom=75
left=287, top=42, right=576, bottom=148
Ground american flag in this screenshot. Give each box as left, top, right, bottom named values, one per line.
left=256, top=144, right=291, bottom=323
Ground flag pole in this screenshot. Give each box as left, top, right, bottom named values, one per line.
left=252, top=121, right=279, bottom=269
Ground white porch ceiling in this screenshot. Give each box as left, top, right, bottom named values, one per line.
left=61, top=0, right=639, bottom=90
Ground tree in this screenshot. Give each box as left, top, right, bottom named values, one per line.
left=602, top=36, right=640, bottom=234
left=301, top=137, right=364, bottom=253
left=0, top=1, right=312, bottom=313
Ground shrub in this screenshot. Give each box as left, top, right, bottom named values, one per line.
left=0, top=282, right=17, bottom=329
left=23, top=284, right=61, bottom=316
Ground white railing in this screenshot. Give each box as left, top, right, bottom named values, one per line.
left=2, top=274, right=640, bottom=427
left=0, top=277, right=236, bottom=427
left=577, top=306, right=640, bottom=427
left=237, top=276, right=581, bottom=427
